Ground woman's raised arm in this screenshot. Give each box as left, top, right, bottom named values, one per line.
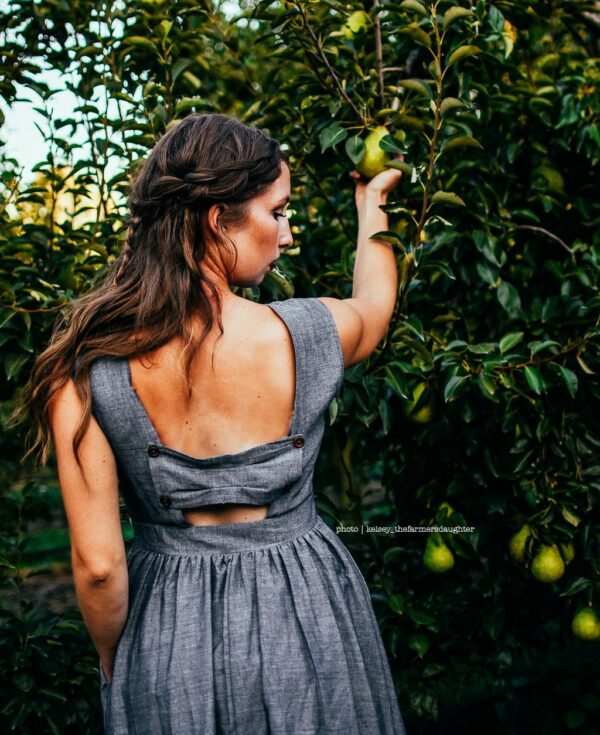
left=318, top=165, right=403, bottom=368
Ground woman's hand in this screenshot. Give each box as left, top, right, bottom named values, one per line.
left=350, top=156, right=405, bottom=211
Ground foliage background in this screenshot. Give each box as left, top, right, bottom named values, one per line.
left=1, top=0, right=599, bottom=732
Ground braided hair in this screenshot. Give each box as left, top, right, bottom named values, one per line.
left=18, top=112, right=289, bottom=470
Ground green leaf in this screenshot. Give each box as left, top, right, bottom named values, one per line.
left=397, top=78, right=434, bottom=98
left=319, top=123, right=348, bottom=153
left=444, top=374, right=468, bottom=402
left=369, top=230, right=406, bottom=247
left=408, top=608, right=438, bottom=626
left=557, top=365, right=578, bottom=398
left=328, top=396, right=339, bottom=425
left=443, top=7, right=474, bottom=30
left=384, top=160, right=413, bottom=175
left=379, top=134, right=408, bottom=154
left=171, top=58, right=193, bottom=83
left=559, top=577, right=592, bottom=597
left=76, top=44, right=102, bottom=59
left=477, top=373, right=496, bottom=397
left=443, top=135, right=483, bottom=151
left=497, top=282, right=521, bottom=316
left=524, top=365, right=545, bottom=394
left=388, top=593, right=406, bottom=614
left=430, top=191, right=466, bottom=207
left=529, top=339, right=560, bottom=356
left=468, top=342, right=497, bottom=354
left=175, top=97, right=208, bottom=115
left=122, top=36, right=159, bottom=53
left=408, top=632, right=429, bottom=657
left=345, top=134, right=365, bottom=165
left=393, top=114, right=427, bottom=131
left=5, top=352, right=29, bottom=380
left=440, top=97, right=465, bottom=116
left=400, top=0, right=428, bottom=16
left=420, top=259, right=456, bottom=279
left=379, top=398, right=392, bottom=434
left=499, top=332, right=524, bottom=353
left=398, top=25, right=432, bottom=48
left=560, top=506, right=581, bottom=527
left=446, top=45, right=482, bottom=68
left=384, top=365, right=410, bottom=400
left=428, top=58, right=442, bottom=81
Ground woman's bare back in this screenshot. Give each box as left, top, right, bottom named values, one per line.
left=127, top=297, right=296, bottom=526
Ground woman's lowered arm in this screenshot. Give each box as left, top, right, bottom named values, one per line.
left=48, top=377, right=129, bottom=681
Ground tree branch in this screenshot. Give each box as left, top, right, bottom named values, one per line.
left=506, top=225, right=575, bottom=259
left=293, top=1, right=365, bottom=124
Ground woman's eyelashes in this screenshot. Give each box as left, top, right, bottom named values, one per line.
left=273, top=211, right=288, bottom=220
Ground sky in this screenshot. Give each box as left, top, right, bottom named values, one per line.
left=0, top=0, right=244, bottom=183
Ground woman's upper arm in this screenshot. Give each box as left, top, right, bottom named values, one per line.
left=316, top=296, right=392, bottom=367
left=48, top=377, right=125, bottom=578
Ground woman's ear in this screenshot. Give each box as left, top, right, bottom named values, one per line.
left=206, top=203, right=226, bottom=237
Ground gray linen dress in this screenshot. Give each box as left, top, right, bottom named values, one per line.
left=80, top=297, right=406, bottom=734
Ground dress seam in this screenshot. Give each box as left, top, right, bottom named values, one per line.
left=128, top=516, right=323, bottom=559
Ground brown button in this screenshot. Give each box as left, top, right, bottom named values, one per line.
left=159, top=495, right=171, bottom=508
left=148, top=445, right=160, bottom=457
left=293, top=436, right=304, bottom=448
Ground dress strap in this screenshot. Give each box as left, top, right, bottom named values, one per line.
left=267, top=297, right=345, bottom=429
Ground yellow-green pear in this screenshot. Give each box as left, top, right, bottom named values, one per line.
left=423, top=532, right=454, bottom=573
left=571, top=607, right=600, bottom=641
left=356, top=125, right=392, bottom=179
left=341, top=10, right=370, bottom=40
left=508, top=524, right=532, bottom=563
left=530, top=544, right=565, bottom=583
left=559, top=541, right=575, bottom=564
left=402, top=381, right=434, bottom=424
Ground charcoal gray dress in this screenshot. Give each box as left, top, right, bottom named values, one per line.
left=79, top=297, right=406, bottom=734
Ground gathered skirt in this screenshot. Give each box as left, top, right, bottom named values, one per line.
left=99, top=515, right=406, bottom=734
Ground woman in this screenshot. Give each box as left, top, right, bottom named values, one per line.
left=17, top=113, right=406, bottom=733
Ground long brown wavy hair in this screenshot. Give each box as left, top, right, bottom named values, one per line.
left=11, top=112, right=289, bottom=471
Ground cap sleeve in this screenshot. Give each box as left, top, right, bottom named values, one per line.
left=306, top=297, right=345, bottom=395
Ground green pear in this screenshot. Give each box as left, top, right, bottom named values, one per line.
left=341, top=10, right=370, bottom=40
left=559, top=541, right=575, bottom=564
left=356, top=125, right=392, bottom=179
left=571, top=607, right=600, bottom=641
left=423, top=532, right=454, bottom=573
left=508, top=524, right=532, bottom=563
left=530, top=544, right=565, bottom=583
left=402, top=381, right=434, bottom=425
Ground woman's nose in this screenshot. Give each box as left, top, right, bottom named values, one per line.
left=278, top=218, right=294, bottom=248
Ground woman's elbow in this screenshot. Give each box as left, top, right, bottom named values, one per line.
left=71, top=547, right=125, bottom=583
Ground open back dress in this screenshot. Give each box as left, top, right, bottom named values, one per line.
left=77, top=296, right=406, bottom=734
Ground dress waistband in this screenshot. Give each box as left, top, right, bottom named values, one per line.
left=129, top=500, right=319, bottom=557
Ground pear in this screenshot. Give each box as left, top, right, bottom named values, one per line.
left=356, top=125, right=392, bottom=179
left=423, top=532, right=454, bottom=573
left=402, top=381, right=434, bottom=425
left=341, top=10, right=370, bottom=40
left=508, top=524, right=532, bottom=563
left=559, top=541, right=575, bottom=564
left=530, top=544, right=565, bottom=583
left=571, top=607, right=600, bottom=641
